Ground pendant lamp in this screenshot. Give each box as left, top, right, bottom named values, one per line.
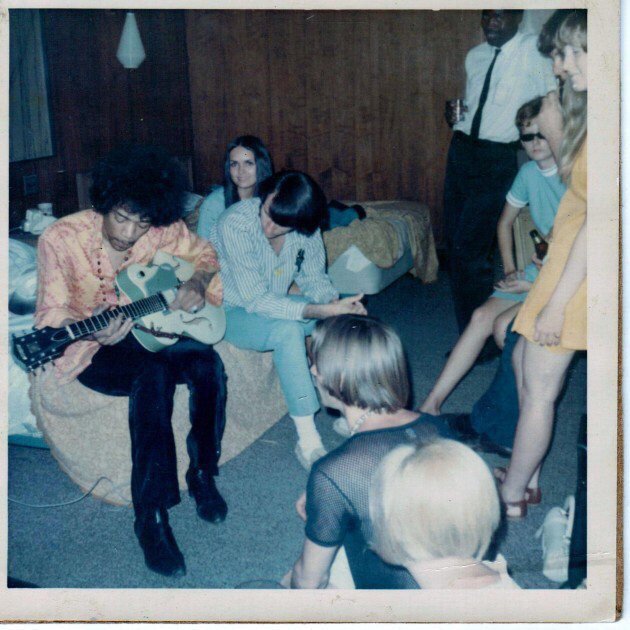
left=116, top=12, right=146, bottom=69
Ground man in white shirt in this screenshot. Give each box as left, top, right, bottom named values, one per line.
left=444, top=10, right=556, bottom=341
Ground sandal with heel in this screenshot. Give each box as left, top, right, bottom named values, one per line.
left=493, top=466, right=541, bottom=505
left=501, top=495, right=528, bottom=520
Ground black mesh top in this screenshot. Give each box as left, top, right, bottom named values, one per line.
left=305, top=414, right=453, bottom=589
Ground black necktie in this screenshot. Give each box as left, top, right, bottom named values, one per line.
left=470, top=47, right=501, bottom=140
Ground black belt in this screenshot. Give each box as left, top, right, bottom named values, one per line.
left=453, top=130, right=519, bottom=150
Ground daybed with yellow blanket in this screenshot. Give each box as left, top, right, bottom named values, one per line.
left=324, top=200, right=438, bottom=294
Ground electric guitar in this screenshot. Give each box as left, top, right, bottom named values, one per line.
left=12, top=251, right=226, bottom=372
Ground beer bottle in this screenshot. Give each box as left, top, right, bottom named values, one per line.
left=530, top=230, right=548, bottom=259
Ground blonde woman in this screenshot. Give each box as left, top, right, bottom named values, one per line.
left=369, top=439, right=519, bottom=589
left=289, top=315, right=456, bottom=589
left=498, top=10, right=587, bottom=518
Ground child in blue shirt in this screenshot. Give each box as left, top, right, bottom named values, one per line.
left=422, top=96, right=566, bottom=417
left=492, top=136, right=566, bottom=305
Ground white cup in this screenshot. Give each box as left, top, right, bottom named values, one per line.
left=23, top=208, right=39, bottom=233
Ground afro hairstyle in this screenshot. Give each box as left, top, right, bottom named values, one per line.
left=89, top=143, right=189, bottom=227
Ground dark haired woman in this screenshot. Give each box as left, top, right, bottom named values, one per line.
left=210, top=170, right=366, bottom=470
left=197, top=135, right=274, bottom=239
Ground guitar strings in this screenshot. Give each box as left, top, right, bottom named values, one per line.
left=68, top=293, right=168, bottom=338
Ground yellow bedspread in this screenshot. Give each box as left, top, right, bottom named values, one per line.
left=323, top=200, right=439, bottom=283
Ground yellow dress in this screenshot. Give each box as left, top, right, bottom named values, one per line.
left=513, top=140, right=587, bottom=352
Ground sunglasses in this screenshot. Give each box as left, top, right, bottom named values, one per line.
left=520, top=132, right=546, bottom=142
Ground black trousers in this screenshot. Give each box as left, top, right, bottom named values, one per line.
left=565, top=413, right=587, bottom=588
left=443, top=131, right=518, bottom=332
left=78, top=334, right=227, bottom=516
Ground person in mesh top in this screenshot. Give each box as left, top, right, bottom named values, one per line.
left=289, top=315, right=456, bottom=589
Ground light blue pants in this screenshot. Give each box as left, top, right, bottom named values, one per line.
left=224, top=304, right=318, bottom=417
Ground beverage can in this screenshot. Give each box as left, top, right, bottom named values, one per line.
left=446, top=98, right=467, bottom=123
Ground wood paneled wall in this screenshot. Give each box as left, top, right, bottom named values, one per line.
left=187, top=10, right=482, bottom=243
left=8, top=9, right=193, bottom=227
left=9, top=9, right=482, bottom=242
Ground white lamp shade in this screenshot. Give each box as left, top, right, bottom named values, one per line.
left=116, top=12, right=146, bottom=69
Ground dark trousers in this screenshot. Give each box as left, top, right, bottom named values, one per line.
left=78, top=335, right=227, bottom=516
left=470, top=322, right=520, bottom=449
left=565, top=413, right=587, bottom=588
left=444, top=131, right=518, bottom=332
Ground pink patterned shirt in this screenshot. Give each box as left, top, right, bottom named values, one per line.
left=35, top=209, right=223, bottom=383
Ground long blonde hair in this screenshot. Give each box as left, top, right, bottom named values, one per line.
left=556, top=10, right=587, bottom=182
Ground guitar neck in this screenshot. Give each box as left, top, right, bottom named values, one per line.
left=67, top=293, right=169, bottom=341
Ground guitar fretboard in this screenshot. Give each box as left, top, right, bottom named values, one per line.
left=68, top=293, right=168, bottom=340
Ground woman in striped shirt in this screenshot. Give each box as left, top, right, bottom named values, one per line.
left=210, top=170, right=366, bottom=469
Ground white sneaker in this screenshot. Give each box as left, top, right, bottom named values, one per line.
left=294, top=443, right=327, bottom=471
left=332, top=417, right=351, bottom=437
left=536, top=495, right=575, bottom=583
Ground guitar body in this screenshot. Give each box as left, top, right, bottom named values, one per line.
left=116, top=252, right=226, bottom=352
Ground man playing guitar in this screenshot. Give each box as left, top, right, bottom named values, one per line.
left=34, top=144, right=227, bottom=578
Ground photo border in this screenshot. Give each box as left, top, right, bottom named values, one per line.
left=0, top=0, right=618, bottom=622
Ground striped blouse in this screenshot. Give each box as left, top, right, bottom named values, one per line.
left=210, top=197, right=338, bottom=320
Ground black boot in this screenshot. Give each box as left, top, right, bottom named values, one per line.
left=134, top=508, right=186, bottom=577
left=186, top=468, right=228, bottom=523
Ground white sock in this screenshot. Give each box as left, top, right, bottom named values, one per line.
left=291, top=414, right=324, bottom=452
left=333, top=416, right=351, bottom=437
